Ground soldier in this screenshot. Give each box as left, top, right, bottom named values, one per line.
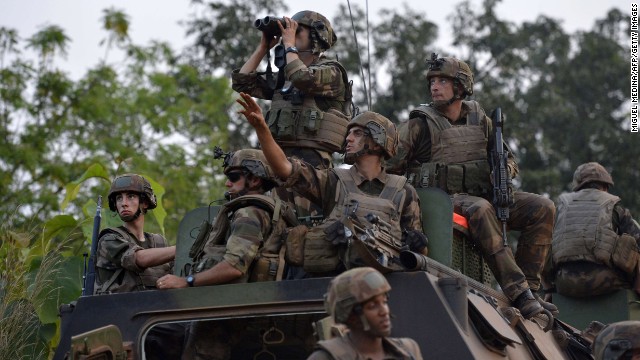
left=232, top=10, right=352, bottom=236
left=95, top=173, right=180, bottom=359
left=96, top=173, right=175, bottom=294
left=237, top=92, right=427, bottom=275
left=385, top=53, right=557, bottom=319
left=157, top=149, right=297, bottom=360
left=544, top=162, right=640, bottom=298
left=307, top=267, right=423, bottom=359
left=232, top=10, right=351, bottom=170
left=592, top=320, right=640, bottom=360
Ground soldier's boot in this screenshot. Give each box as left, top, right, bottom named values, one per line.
left=533, top=293, right=559, bottom=316
left=513, top=289, right=545, bottom=319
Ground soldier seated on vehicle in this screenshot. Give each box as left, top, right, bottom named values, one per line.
left=385, top=53, right=557, bottom=319
left=592, top=320, right=640, bottom=360
left=96, top=174, right=181, bottom=360
left=543, top=162, right=640, bottom=299
left=307, top=267, right=423, bottom=360
left=157, top=149, right=298, bottom=360
left=237, top=92, right=428, bottom=276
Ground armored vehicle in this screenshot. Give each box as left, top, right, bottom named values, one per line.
left=54, top=188, right=634, bottom=359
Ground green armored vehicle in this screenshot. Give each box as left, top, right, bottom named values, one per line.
left=53, top=188, right=630, bottom=359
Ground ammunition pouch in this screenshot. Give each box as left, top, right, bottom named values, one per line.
left=285, top=224, right=308, bottom=266
left=408, top=160, right=491, bottom=196
left=249, top=247, right=286, bottom=282
left=611, top=234, right=640, bottom=274
left=303, top=223, right=342, bottom=273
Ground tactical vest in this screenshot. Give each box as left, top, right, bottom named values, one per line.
left=95, top=227, right=170, bottom=294
left=265, top=59, right=352, bottom=153
left=553, top=189, right=621, bottom=267
left=316, top=335, right=420, bottom=360
left=188, top=195, right=297, bottom=282
left=407, top=101, right=491, bottom=196
left=303, top=168, right=406, bottom=273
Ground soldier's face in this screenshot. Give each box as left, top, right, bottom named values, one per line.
left=430, top=76, right=454, bottom=101
left=360, top=293, right=392, bottom=337
left=295, top=25, right=312, bottom=51
left=225, top=171, right=247, bottom=196
left=345, top=126, right=368, bottom=154
left=115, top=192, right=144, bottom=219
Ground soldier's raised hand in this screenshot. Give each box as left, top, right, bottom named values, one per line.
left=237, top=92, right=267, bottom=130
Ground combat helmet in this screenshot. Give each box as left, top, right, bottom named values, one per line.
left=592, top=320, right=640, bottom=360
left=219, top=148, right=277, bottom=191
left=292, top=10, right=337, bottom=53
left=572, top=162, right=614, bottom=191
left=426, top=53, right=474, bottom=97
left=107, top=174, right=157, bottom=212
left=344, top=111, right=398, bottom=164
left=324, top=267, right=391, bottom=326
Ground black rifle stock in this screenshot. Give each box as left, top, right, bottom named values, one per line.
left=489, top=108, right=513, bottom=246
left=82, top=195, right=102, bottom=296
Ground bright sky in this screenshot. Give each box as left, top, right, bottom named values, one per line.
left=0, top=0, right=631, bottom=80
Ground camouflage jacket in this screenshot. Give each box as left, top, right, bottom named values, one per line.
left=385, top=101, right=518, bottom=179
left=95, top=226, right=172, bottom=294
left=231, top=56, right=347, bottom=111
left=308, top=335, right=423, bottom=360
left=282, top=159, right=422, bottom=233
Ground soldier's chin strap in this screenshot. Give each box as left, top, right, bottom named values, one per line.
left=432, top=81, right=464, bottom=109
left=119, top=207, right=143, bottom=223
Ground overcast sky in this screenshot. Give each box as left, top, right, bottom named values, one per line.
left=1, top=0, right=630, bottom=80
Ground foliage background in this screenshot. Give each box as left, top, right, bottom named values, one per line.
left=0, top=0, right=633, bottom=357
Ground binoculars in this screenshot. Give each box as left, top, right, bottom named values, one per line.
left=254, top=16, right=285, bottom=36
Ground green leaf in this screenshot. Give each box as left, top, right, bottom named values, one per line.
left=60, top=163, right=111, bottom=210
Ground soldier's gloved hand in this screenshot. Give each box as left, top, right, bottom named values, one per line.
left=402, top=230, right=429, bottom=254
left=325, top=221, right=351, bottom=245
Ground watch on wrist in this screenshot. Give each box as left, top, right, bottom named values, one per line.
left=186, top=275, right=195, bottom=287
left=285, top=46, right=299, bottom=54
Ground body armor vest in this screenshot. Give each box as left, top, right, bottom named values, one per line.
left=553, top=189, right=621, bottom=266
left=95, top=227, right=170, bottom=294
left=303, top=168, right=406, bottom=273
left=316, top=336, right=419, bottom=360
left=189, top=195, right=297, bottom=282
left=407, top=101, right=491, bottom=196
left=266, top=59, right=352, bottom=153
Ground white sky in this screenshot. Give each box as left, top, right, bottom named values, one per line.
left=0, top=0, right=631, bottom=80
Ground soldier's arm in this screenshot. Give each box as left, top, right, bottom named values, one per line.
left=134, top=246, right=176, bottom=269
left=400, top=184, right=423, bottom=232
left=286, top=60, right=344, bottom=97
left=613, top=203, right=640, bottom=242
left=237, top=92, right=293, bottom=178
left=385, top=120, right=420, bottom=175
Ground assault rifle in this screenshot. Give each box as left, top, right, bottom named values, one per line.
left=82, top=196, right=102, bottom=296
left=342, top=200, right=403, bottom=268
left=489, top=108, right=513, bottom=247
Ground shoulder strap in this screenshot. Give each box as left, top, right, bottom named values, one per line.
left=332, top=168, right=361, bottom=194
left=379, top=174, right=407, bottom=201
left=464, top=100, right=482, bottom=126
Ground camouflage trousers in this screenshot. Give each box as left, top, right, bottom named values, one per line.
left=554, top=261, right=635, bottom=297
left=453, top=191, right=555, bottom=301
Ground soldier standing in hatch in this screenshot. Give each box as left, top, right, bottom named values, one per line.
left=385, top=53, right=557, bottom=319
left=232, top=10, right=352, bottom=248
left=237, top=92, right=427, bottom=275
left=543, top=162, right=640, bottom=298
left=95, top=173, right=181, bottom=359
left=307, top=267, right=423, bottom=360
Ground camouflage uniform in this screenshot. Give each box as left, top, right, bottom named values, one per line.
left=95, top=227, right=172, bottom=294
left=385, top=55, right=555, bottom=308
left=307, top=267, right=423, bottom=360
left=232, top=11, right=351, bottom=223
left=96, top=174, right=182, bottom=360
left=592, top=320, right=640, bottom=360
left=183, top=150, right=295, bottom=360
left=387, top=101, right=553, bottom=301
left=546, top=163, right=640, bottom=298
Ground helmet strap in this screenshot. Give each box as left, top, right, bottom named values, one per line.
left=119, top=207, right=143, bottom=223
